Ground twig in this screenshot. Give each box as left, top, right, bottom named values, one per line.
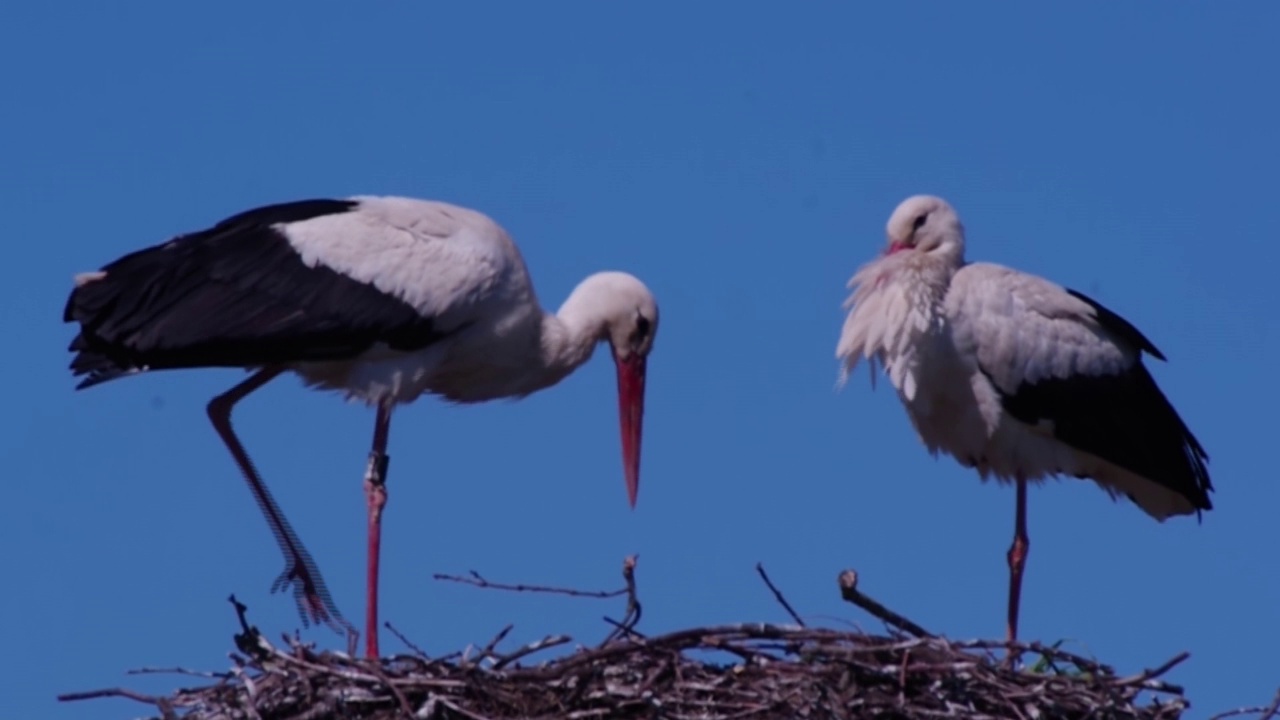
left=1262, top=688, right=1280, bottom=720
left=602, top=616, right=649, bottom=640
left=1117, top=651, right=1191, bottom=686
left=1212, top=688, right=1280, bottom=720
left=898, top=648, right=910, bottom=705
left=755, top=562, right=806, bottom=627
left=491, top=634, right=573, bottom=670
left=57, top=686, right=179, bottom=720
left=602, top=555, right=643, bottom=644
left=837, top=569, right=932, bottom=638
left=126, top=666, right=233, bottom=679
left=385, top=621, right=430, bottom=659
left=57, top=687, right=163, bottom=703
left=434, top=570, right=626, bottom=598
left=1018, top=640, right=1112, bottom=676
left=474, top=624, right=514, bottom=666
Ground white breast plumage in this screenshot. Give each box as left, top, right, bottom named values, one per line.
left=837, top=254, right=952, bottom=404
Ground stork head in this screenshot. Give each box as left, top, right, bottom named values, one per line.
left=884, top=195, right=965, bottom=260
left=569, top=271, right=659, bottom=509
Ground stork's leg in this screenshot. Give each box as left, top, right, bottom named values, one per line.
left=1005, top=475, right=1030, bottom=649
left=363, top=404, right=392, bottom=659
left=207, top=367, right=348, bottom=636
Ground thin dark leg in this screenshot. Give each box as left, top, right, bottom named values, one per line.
left=207, top=368, right=348, bottom=636
left=1006, top=476, right=1030, bottom=651
left=363, top=404, right=392, bottom=659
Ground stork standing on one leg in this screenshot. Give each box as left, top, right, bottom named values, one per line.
left=64, top=196, right=659, bottom=658
left=835, top=195, right=1212, bottom=643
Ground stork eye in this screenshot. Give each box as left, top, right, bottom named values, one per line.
left=630, top=314, right=652, bottom=346
left=912, top=214, right=928, bottom=231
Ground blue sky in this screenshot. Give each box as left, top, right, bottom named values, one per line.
left=3, top=2, right=1278, bottom=717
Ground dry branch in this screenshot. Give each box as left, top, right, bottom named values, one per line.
left=1210, top=688, right=1280, bottom=720
left=838, top=568, right=932, bottom=638
left=432, top=570, right=626, bottom=599
left=754, top=563, right=805, bottom=628
left=58, top=562, right=1206, bottom=720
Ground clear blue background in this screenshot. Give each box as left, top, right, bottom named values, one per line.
left=3, top=3, right=1277, bottom=717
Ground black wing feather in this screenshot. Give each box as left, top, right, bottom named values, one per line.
left=982, top=291, right=1213, bottom=513
left=1066, top=288, right=1167, bottom=361
left=65, top=198, right=449, bottom=389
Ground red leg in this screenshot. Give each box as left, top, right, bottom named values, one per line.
left=1006, top=475, right=1030, bottom=649
left=364, top=405, right=392, bottom=659
left=207, top=368, right=348, bottom=636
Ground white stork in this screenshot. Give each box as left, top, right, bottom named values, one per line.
left=64, top=196, right=659, bottom=658
left=836, top=195, right=1212, bottom=642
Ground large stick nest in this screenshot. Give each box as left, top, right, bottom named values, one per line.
left=58, top=561, right=1266, bottom=720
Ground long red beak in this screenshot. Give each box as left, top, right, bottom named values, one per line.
left=614, top=353, right=647, bottom=508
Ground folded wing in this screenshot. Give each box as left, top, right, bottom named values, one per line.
left=64, top=199, right=450, bottom=389
left=947, top=263, right=1212, bottom=516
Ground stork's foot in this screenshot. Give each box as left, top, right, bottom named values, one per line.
left=269, top=554, right=349, bottom=636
